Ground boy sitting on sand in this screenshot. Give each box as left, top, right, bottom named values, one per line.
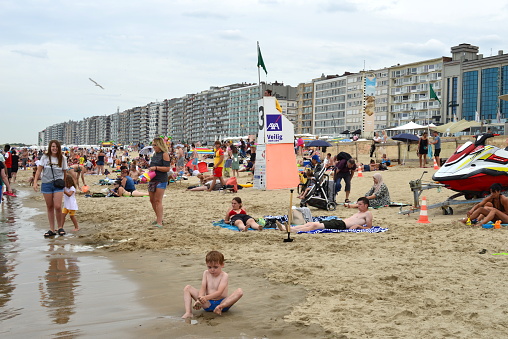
left=182, top=251, right=243, bottom=318
left=277, top=197, right=373, bottom=232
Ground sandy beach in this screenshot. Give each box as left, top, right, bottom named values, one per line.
left=11, top=161, right=508, bottom=338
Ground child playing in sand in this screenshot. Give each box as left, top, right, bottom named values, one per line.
left=62, top=175, right=79, bottom=231
left=182, top=251, right=243, bottom=318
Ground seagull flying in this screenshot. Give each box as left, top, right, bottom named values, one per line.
left=89, top=78, right=104, bottom=89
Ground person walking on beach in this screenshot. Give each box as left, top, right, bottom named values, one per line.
left=10, top=149, right=19, bottom=183
left=3, top=144, right=12, bottom=184
left=148, top=137, right=171, bottom=228
left=0, top=159, right=13, bottom=203
left=33, top=140, right=68, bottom=237
left=208, top=141, right=226, bottom=192
left=277, top=197, right=373, bottom=232
left=96, top=149, right=106, bottom=175
left=182, top=250, right=243, bottom=318
left=230, top=145, right=240, bottom=178
left=62, top=175, right=80, bottom=232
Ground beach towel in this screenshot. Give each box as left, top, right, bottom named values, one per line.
left=213, top=220, right=267, bottom=231
left=299, top=226, right=388, bottom=234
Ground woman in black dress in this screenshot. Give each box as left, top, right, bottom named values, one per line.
left=418, top=132, right=429, bottom=168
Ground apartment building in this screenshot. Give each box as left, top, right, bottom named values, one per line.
left=442, top=43, right=508, bottom=124
left=169, top=97, right=185, bottom=142
left=228, top=82, right=296, bottom=138
left=296, top=82, right=314, bottom=134
left=388, top=57, right=450, bottom=127
left=313, top=74, right=347, bottom=136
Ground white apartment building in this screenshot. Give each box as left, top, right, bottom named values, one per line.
left=388, top=57, right=448, bottom=127
left=313, top=75, right=347, bottom=136
left=228, top=83, right=297, bottom=138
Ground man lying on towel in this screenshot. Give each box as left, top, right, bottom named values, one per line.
left=277, top=197, right=373, bottom=232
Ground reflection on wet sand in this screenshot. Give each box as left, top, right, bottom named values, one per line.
left=0, top=192, right=19, bottom=321
left=39, top=245, right=81, bottom=324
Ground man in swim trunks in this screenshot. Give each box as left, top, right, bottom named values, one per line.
left=208, top=141, right=226, bottom=192
left=462, top=183, right=508, bottom=224
left=278, top=197, right=373, bottom=232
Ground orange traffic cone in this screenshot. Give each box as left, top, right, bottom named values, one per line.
left=417, top=196, right=430, bottom=223
left=433, top=158, right=440, bottom=170
left=357, top=164, right=363, bottom=177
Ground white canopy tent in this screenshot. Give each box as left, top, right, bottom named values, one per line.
left=387, top=121, right=426, bottom=131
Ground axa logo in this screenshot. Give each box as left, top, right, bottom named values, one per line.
left=267, top=123, right=280, bottom=130
left=266, top=114, right=282, bottom=131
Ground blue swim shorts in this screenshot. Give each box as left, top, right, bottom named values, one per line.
left=203, top=299, right=230, bottom=312
left=41, top=182, right=64, bottom=194
left=156, top=182, right=167, bottom=189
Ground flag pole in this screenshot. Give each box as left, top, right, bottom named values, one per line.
left=257, top=41, right=262, bottom=99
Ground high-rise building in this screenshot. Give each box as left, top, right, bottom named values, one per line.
left=296, top=82, right=314, bottom=134
left=388, top=57, right=450, bottom=127
left=442, top=43, right=508, bottom=124
left=228, top=82, right=296, bottom=138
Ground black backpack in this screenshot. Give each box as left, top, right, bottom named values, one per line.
left=336, top=152, right=352, bottom=161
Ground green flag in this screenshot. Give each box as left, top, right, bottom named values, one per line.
left=257, top=42, right=267, bottom=75
left=429, top=83, right=441, bottom=104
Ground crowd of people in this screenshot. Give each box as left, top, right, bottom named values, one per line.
left=4, top=129, right=505, bottom=323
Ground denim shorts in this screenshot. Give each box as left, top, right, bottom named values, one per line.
left=156, top=182, right=167, bottom=190
left=41, top=182, right=64, bottom=194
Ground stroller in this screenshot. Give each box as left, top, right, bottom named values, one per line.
left=299, top=165, right=337, bottom=211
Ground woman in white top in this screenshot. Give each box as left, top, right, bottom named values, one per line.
left=34, top=140, right=68, bottom=237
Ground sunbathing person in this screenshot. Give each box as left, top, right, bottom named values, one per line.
left=110, top=180, right=148, bottom=197
left=277, top=197, right=373, bottom=232
left=461, top=183, right=508, bottom=224
left=187, top=178, right=223, bottom=191
left=224, top=197, right=263, bottom=231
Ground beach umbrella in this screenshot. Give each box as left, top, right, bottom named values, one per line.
left=188, top=147, right=214, bottom=155
left=139, top=146, right=154, bottom=155
left=352, top=129, right=362, bottom=135
left=306, top=140, right=332, bottom=147
left=391, top=133, right=419, bottom=165
left=391, top=133, right=420, bottom=142
left=340, top=138, right=353, bottom=143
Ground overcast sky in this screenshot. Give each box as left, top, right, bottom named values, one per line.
left=1, top=0, right=507, bottom=144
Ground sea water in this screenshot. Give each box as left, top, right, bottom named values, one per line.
left=0, top=189, right=159, bottom=338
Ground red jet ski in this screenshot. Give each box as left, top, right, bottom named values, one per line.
left=432, top=134, right=508, bottom=196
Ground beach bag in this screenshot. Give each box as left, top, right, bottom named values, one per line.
left=291, top=209, right=306, bottom=225
left=49, top=163, right=65, bottom=189
left=53, top=179, right=65, bottom=189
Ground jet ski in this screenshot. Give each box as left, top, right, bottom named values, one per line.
left=432, top=133, right=508, bottom=195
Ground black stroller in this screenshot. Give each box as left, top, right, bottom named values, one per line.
left=299, top=165, right=337, bottom=211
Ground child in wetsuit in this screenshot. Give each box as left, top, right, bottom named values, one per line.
left=182, top=251, right=243, bottom=319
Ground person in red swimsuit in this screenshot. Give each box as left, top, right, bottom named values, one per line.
left=224, top=197, right=263, bottom=231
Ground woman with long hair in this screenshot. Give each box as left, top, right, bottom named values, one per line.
left=148, top=137, right=171, bottom=228
left=33, top=140, right=68, bottom=237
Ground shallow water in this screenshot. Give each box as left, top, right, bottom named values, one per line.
left=0, top=190, right=158, bottom=338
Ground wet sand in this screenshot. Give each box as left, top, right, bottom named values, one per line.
left=7, top=162, right=508, bottom=338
